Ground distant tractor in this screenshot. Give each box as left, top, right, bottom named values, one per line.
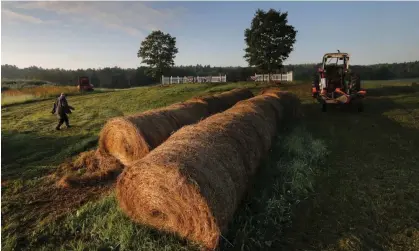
left=77, top=76, right=94, bottom=92
left=312, top=51, right=366, bottom=112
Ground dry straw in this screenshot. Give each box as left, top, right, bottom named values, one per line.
left=98, top=89, right=254, bottom=166
left=57, top=149, right=124, bottom=188
left=191, top=88, right=254, bottom=114
left=116, top=91, right=301, bottom=250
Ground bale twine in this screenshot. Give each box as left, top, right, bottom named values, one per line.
left=99, top=89, right=253, bottom=166
left=116, top=92, right=300, bottom=249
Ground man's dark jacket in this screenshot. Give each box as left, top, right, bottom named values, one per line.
left=52, top=96, right=74, bottom=116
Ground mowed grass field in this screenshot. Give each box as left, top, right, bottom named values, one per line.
left=2, top=79, right=419, bottom=250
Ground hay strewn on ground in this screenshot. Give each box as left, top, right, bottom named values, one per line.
left=116, top=91, right=301, bottom=250
left=98, top=88, right=254, bottom=166
left=56, top=149, right=124, bottom=188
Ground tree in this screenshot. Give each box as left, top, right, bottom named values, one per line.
left=244, top=9, right=297, bottom=82
left=137, top=30, right=178, bottom=82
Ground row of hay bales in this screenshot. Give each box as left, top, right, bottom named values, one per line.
left=116, top=88, right=301, bottom=250
left=57, top=88, right=254, bottom=188
left=98, top=88, right=254, bottom=166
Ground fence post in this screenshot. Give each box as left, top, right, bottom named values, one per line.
left=162, top=75, right=164, bottom=84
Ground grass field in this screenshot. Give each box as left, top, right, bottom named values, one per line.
left=2, top=79, right=419, bottom=250
left=1, top=83, right=114, bottom=106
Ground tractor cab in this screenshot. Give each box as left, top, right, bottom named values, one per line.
left=319, top=52, right=350, bottom=94
left=312, top=51, right=366, bottom=112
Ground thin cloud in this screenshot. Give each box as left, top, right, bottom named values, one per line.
left=1, top=8, right=44, bottom=24
left=12, top=2, right=187, bottom=37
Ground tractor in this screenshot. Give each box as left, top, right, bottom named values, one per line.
left=312, top=51, right=366, bottom=112
left=77, top=76, right=94, bottom=92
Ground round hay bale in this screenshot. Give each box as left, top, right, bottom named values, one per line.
left=191, top=88, right=254, bottom=114
left=116, top=93, right=297, bottom=250
left=260, top=87, right=281, bottom=95
left=259, top=89, right=302, bottom=119
left=98, top=109, right=181, bottom=166
left=163, top=100, right=209, bottom=128
left=99, top=89, right=253, bottom=166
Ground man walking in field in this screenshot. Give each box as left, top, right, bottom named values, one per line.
left=52, top=93, right=74, bottom=130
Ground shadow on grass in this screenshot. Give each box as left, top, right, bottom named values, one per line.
left=218, top=117, right=328, bottom=251
left=1, top=130, right=98, bottom=181
left=278, top=96, right=419, bottom=250
left=366, top=85, right=419, bottom=97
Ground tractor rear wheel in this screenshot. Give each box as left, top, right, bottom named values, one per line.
left=350, top=73, right=361, bottom=92
left=312, top=73, right=320, bottom=89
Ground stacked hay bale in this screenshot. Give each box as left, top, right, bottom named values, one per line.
left=115, top=91, right=300, bottom=250
left=98, top=88, right=254, bottom=166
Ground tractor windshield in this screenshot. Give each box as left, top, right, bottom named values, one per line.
left=323, top=55, right=349, bottom=70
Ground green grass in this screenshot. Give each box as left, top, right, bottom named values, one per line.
left=2, top=80, right=419, bottom=251
left=1, top=86, right=113, bottom=107
left=1, top=94, right=37, bottom=106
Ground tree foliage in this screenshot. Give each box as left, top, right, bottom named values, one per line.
left=244, top=9, right=297, bottom=78
left=138, top=30, right=178, bottom=80
left=2, top=61, right=419, bottom=89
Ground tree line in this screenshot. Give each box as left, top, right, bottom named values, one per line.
left=2, top=8, right=418, bottom=89
left=1, top=61, right=419, bottom=89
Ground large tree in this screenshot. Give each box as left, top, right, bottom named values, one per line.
left=137, top=30, right=178, bottom=81
left=244, top=9, right=297, bottom=82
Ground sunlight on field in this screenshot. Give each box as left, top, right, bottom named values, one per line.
left=362, top=78, right=419, bottom=89
left=1, top=94, right=37, bottom=106
left=1, top=85, right=79, bottom=106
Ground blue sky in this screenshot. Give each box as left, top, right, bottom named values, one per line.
left=1, top=1, right=419, bottom=69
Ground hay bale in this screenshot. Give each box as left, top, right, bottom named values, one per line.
left=259, top=88, right=302, bottom=119
left=99, top=89, right=253, bottom=166
left=116, top=92, right=300, bottom=249
left=191, top=88, right=254, bottom=114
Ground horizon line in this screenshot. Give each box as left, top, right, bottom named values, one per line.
left=2, top=60, right=419, bottom=71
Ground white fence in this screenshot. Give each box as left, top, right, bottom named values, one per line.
left=161, top=75, right=227, bottom=85
left=251, top=71, right=293, bottom=82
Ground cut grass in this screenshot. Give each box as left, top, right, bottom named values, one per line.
left=2, top=79, right=419, bottom=251
left=219, top=125, right=328, bottom=251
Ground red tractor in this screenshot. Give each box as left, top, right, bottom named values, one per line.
left=77, top=76, right=94, bottom=92
left=312, top=51, right=366, bottom=112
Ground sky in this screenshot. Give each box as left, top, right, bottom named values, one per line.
left=1, top=1, right=419, bottom=69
